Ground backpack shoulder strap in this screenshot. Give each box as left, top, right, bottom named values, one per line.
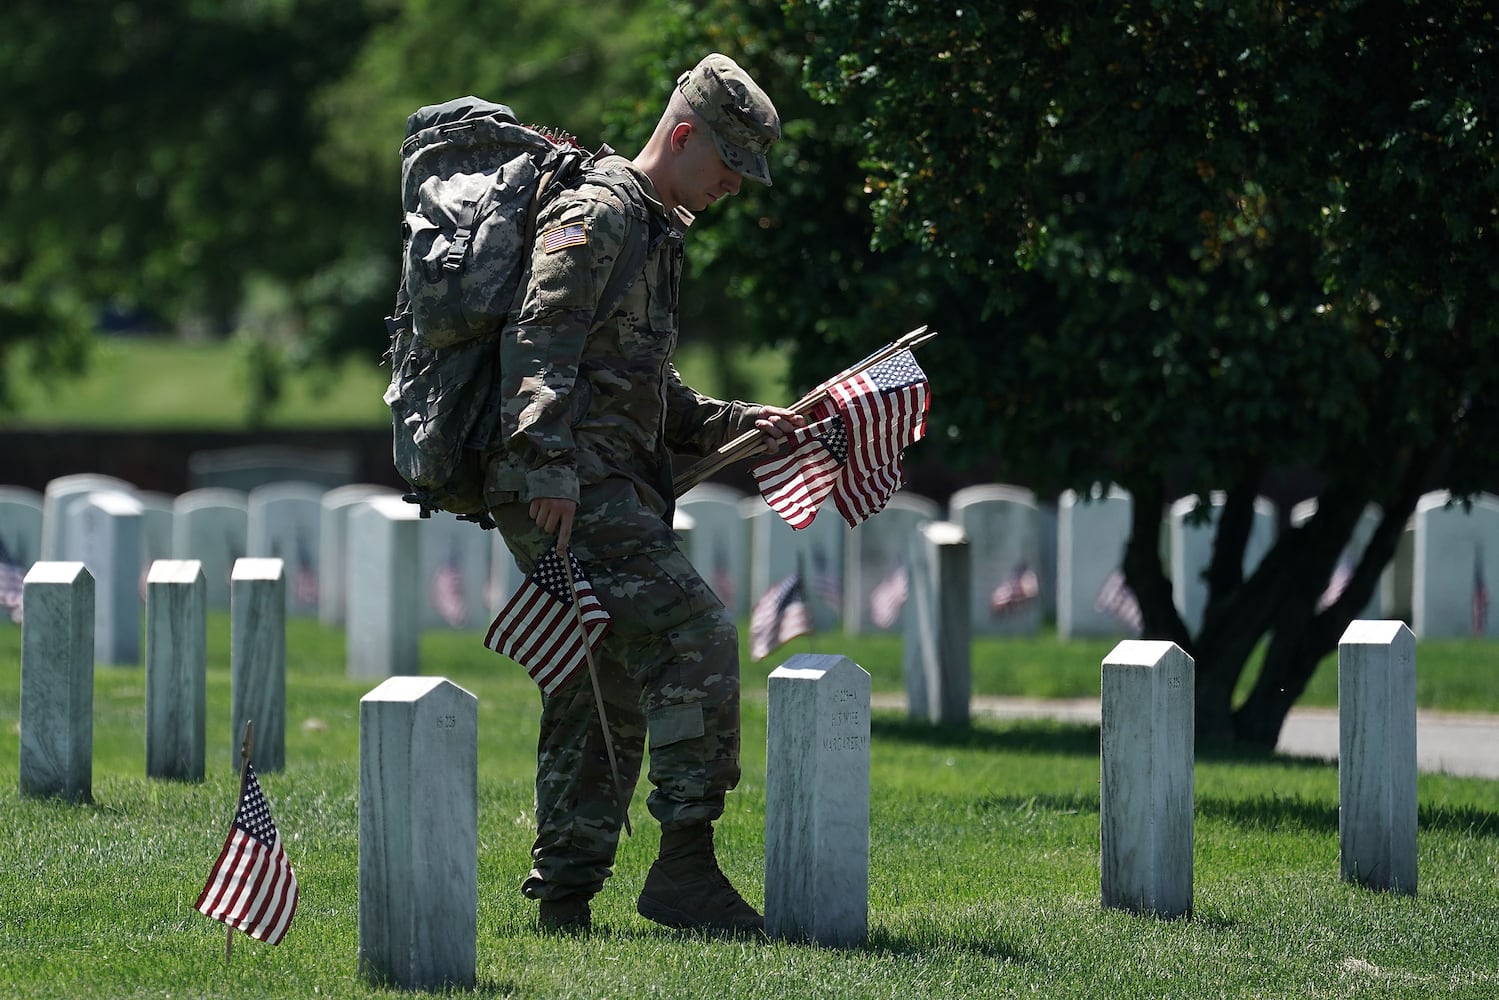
left=580, top=158, right=653, bottom=326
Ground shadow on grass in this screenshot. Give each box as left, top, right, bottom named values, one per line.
left=872, top=717, right=1499, bottom=839
left=872, top=713, right=1099, bottom=757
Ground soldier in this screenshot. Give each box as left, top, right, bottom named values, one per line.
left=483, top=53, right=801, bottom=933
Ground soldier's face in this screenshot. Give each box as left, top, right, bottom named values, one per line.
left=674, top=123, right=743, bottom=213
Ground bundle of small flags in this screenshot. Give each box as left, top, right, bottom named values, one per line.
left=753, top=350, right=930, bottom=530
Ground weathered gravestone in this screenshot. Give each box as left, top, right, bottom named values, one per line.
left=67, top=491, right=143, bottom=666
left=359, top=676, right=477, bottom=991
left=765, top=653, right=870, bottom=946
left=416, top=512, right=491, bottom=631
left=1168, top=492, right=1276, bottom=634
left=19, top=562, right=94, bottom=801
left=318, top=484, right=401, bottom=627
left=845, top=492, right=938, bottom=635
left=347, top=497, right=421, bottom=680
left=247, top=481, right=325, bottom=618
left=1338, top=620, right=1417, bottom=894
left=171, top=488, right=248, bottom=611
left=902, top=521, right=971, bottom=726
left=1100, top=640, right=1193, bottom=918
left=747, top=498, right=849, bottom=631
left=948, top=484, right=1044, bottom=636
left=677, top=483, right=750, bottom=619
left=1058, top=486, right=1136, bottom=639
left=1412, top=490, right=1499, bottom=638
left=145, top=559, right=206, bottom=782
left=232, top=558, right=287, bottom=772
left=40, top=472, right=136, bottom=561
left=0, top=487, right=42, bottom=623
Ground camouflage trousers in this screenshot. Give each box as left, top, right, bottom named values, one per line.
left=490, top=478, right=742, bottom=902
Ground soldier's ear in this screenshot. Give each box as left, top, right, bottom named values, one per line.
left=669, top=120, right=694, bottom=154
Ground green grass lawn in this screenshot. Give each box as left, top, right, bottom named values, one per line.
left=2, top=621, right=1498, bottom=998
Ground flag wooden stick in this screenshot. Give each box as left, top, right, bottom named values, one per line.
left=226, top=720, right=253, bottom=967
left=563, top=550, right=632, bottom=838
left=672, top=325, right=937, bottom=498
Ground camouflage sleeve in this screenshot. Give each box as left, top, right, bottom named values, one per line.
left=662, top=364, right=760, bottom=457
left=499, top=189, right=629, bottom=501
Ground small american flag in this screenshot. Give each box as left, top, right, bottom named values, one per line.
left=195, top=763, right=299, bottom=945
left=1094, top=569, right=1143, bottom=633
left=812, top=547, right=843, bottom=614
left=541, top=222, right=588, bottom=253
left=485, top=548, right=610, bottom=694
left=869, top=563, right=909, bottom=629
left=710, top=541, right=736, bottom=610
left=430, top=545, right=468, bottom=628
left=750, top=572, right=813, bottom=661
left=294, top=532, right=319, bottom=608
left=991, top=564, right=1040, bottom=618
left=0, top=537, right=25, bottom=624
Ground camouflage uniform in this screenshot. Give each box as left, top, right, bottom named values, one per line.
left=484, top=157, right=761, bottom=903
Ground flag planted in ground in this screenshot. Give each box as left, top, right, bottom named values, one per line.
left=485, top=548, right=610, bottom=694
left=750, top=572, right=813, bottom=661
left=991, top=564, right=1040, bottom=617
left=195, top=763, right=299, bottom=945
left=869, top=562, right=909, bottom=629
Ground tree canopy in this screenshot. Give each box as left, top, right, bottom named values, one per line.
left=794, top=0, right=1499, bottom=743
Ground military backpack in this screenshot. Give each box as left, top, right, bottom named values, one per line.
left=382, top=96, right=649, bottom=525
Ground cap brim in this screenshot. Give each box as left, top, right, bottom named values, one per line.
left=712, top=131, right=773, bottom=186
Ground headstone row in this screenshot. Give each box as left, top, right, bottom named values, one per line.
left=7, top=475, right=1499, bottom=644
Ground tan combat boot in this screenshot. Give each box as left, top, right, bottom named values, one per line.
left=636, top=823, right=764, bottom=933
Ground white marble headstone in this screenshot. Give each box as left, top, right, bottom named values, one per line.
left=1057, top=486, right=1135, bottom=639
left=19, top=562, right=95, bottom=801
left=902, top=521, right=971, bottom=726
left=171, top=488, right=248, bottom=611
left=66, top=491, right=143, bottom=666
left=845, top=492, right=938, bottom=635
left=145, top=559, right=206, bottom=782
left=746, top=498, right=849, bottom=632
left=1338, top=620, right=1417, bottom=894
left=677, top=483, right=750, bottom=619
left=1100, top=640, right=1194, bottom=918
left=232, top=558, right=287, bottom=772
left=948, top=484, right=1044, bottom=636
left=765, top=654, right=870, bottom=946
left=40, top=473, right=136, bottom=561
left=1412, top=490, right=1499, bottom=638
left=347, top=497, right=421, bottom=679
left=416, top=513, right=491, bottom=631
left=318, top=484, right=400, bottom=627
left=359, top=676, right=477, bottom=990
left=247, top=481, right=325, bottom=618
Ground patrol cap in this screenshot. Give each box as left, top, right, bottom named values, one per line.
left=676, top=53, right=780, bottom=186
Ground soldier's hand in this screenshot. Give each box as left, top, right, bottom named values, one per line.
left=755, top=406, right=806, bottom=454
left=529, top=497, right=577, bottom=555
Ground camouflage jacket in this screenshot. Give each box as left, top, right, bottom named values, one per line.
left=483, top=156, right=759, bottom=518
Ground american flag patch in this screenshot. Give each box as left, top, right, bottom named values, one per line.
left=541, top=222, right=588, bottom=253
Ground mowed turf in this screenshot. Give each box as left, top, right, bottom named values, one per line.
left=2, top=620, right=1498, bottom=999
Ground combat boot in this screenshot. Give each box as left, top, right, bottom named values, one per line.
left=636, top=823, right=764, bottom=933
left=538, top=894, right=591, bottom=933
